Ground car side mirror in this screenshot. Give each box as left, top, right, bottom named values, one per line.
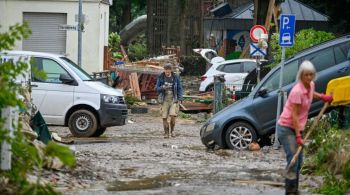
left=59, top=73, right=75, bottom=85
left=257, top=88, right=268, bottom=97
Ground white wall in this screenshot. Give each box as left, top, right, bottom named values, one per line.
left=0, top=0, right=110, bottom=73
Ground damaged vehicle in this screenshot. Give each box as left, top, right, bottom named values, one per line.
left=200, top=35, right=350, bottom=150
left=194, top=48, right=261, bottom=92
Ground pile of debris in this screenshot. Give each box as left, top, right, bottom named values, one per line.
left=181, top=92, right=213, bottom=112
left=112, top=54, right=181, bottom=100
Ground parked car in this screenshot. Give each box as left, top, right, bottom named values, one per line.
left=194, top=48, right=264, bottom=92
left=200, top=35, right=350, bottom=150
left=199, top=58, right=259, bottom=92
left=0, top=51, right=128, bottom=137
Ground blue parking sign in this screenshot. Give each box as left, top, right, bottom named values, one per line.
left=279, top=15, right=296, bottom=47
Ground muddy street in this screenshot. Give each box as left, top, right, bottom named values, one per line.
left=50, top=109, right=315, bottom=195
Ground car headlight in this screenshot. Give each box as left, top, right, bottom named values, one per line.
left=205, top=122, right=215, bottom=133
left=102, top=94, right=119, bottom=104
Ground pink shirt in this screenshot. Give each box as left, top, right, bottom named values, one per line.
left=278, top=81, right=315, bottom=131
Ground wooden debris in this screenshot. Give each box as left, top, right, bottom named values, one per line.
left=129, top=72, right=141, bottom=100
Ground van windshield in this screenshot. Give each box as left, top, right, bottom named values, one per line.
left=60, top=57, right=93, bottom=81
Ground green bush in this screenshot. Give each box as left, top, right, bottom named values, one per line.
left=109, top=32, right=121, bottom=54
left=303, top=117, right=350, bottom=194
left=180, top=55, right=206, bottom=76
left=124, top=95, right=141, bottom=106
left=128, top=42, right=147, bottom=61
left=270, top=29, right=335, bottom=68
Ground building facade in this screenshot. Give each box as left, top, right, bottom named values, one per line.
left=0, top=0, right=111, bottom=73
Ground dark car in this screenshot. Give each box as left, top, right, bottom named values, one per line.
left=201, top=35, right=350, bottom=150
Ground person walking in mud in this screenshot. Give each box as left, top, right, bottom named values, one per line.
left=277, top=61, right=333, bottom=195
left=156, top=63, right=183, bottom=138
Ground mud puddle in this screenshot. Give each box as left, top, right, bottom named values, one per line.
left=107, top=172, right=190, bottom=191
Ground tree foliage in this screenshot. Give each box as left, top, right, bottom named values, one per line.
left=270, top=29, right=335, bottom=67
left=109, top=0, right=146, bottom=33
left=298, top=0, right=350, bottom=34
left=0, top=23, right=76, bottom=194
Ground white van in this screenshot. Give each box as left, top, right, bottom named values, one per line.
left=0, top=51, right=128, bottom=137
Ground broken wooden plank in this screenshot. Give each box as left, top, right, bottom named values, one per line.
left=131, top=72, right=141, bottom=100
left=120, top=45, right=130, bottom=62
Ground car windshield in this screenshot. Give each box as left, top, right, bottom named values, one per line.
left=60, top=57, right=93, bottom=81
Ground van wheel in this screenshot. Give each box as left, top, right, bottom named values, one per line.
left=91, top=127, right=107, bottom=137
left=225, top=122, right=257, bottom=150
left=68, top=110, right=97, bottom=137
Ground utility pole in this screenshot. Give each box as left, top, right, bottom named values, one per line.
left=78, top=0, right=82, bottom=66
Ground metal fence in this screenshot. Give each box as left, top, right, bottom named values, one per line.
left=223, top=83, right=256, bottom=101
left=213, top=75, right=256, bottom=113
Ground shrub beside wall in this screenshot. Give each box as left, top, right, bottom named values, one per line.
left=180, top=55, right=206, bottom=76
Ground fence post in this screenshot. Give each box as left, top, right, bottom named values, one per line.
left=1, top=107, right=17, bottom=170
left=213, top=74, right=225, bottom=113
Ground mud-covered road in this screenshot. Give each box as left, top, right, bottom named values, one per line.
left=49, top=109, right=318, bottom=195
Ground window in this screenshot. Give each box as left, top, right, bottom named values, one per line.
left=205, top=51, right=217, bottom=61
left=221, top=63, right=241, bottom=73
left=334, top=46, right=347, bottom=64
left=32, top=57, right=69, bottom=83
left=260, top=60, right=298, bottom=92
left=334, top=41, right=350, bottom=64
left=304, top=47, right=335, bottom=72
left=60, top=57, right=92, bottom=81
left=243, top=61, right=256, bottom=72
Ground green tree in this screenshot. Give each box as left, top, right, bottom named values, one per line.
left=298, top=0, right=350, bottom=34
left=109, top=0, right=146, bottom=33
left=270, top=29, right=335, bottom=67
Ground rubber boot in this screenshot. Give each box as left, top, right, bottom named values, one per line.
left=170, top=116, right=176, bottom=137
left=163, top=120, right=170, bottom=138
left=170, top=126, right=175, bottom=137
left=285, top=179, right=299, bottom=195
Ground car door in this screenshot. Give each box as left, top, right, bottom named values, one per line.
left=218, top=62, right=245, bottom=90
left=31, top=57, right=74, bottom=125
left=251, top=60, right=299, bottom=133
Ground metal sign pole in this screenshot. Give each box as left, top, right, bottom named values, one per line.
left=273, top=47, right=286, bottom=149
left=256, top=56, right=261, bottom=83
left=77, top=0, right=83, bottom=66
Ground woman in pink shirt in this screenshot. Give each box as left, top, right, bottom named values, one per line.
left=277, top=60, right=333, bottom=195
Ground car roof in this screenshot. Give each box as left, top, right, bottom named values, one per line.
left=0, top=50, right=64, bottom=58
left=286, top=34, right=350, bottom=62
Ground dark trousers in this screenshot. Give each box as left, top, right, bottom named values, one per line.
left=277, top=124, right=303, bottom=194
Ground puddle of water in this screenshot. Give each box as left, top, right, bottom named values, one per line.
left=232, top=169, right=284, bottom=183
left=107, top=172, right=190, bottom=191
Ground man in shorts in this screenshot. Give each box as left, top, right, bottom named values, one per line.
left=156, top=64, right=183, bottom=138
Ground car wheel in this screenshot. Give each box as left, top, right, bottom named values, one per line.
left=68, top=109, right=97, bottom=137
left=91, top=127, right=107, bottom=137
left=206, top=84, right=214, bottom=92
left=225, top=122, right=257, bottom=150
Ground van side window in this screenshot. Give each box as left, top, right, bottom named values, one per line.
left=259, top=60, right=298, bottom=92
left=304, top=47, right=335, bottom=72
left=32, top=57, right=69, bottom=83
